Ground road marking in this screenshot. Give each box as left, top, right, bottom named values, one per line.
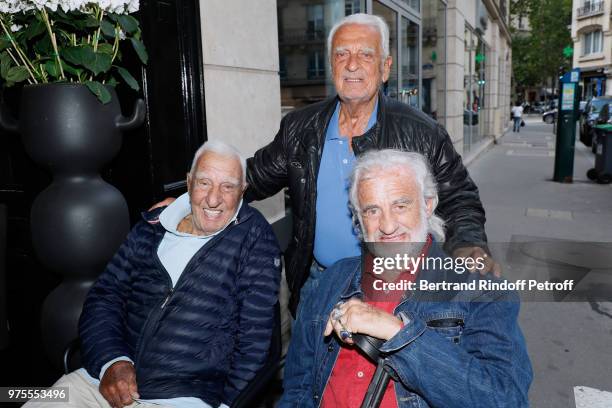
left=574, top=386, right=612, bottom=407
left=506, top=150, right=554, bottom=157
left=525, top=208, right=573, bottom=220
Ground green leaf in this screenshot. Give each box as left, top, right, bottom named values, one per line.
left=0, top=53, right=12, bottom=79
left=100, top=20, right=116, bottom=38
left=6, top=66, right=30, bottom=83
left=62, top=46, right=87, bottom=67
left=24, top=19, right=46, bottom=40
left=115, top=66, right=139, bottom=91
left=62, top=45, right=112, bottom=76
left=61, top=62, right=81, bottom=76
left=106, top=76, right=118, bottom=87
left=0, top=36, right=10, bottom=52
left=34, top=36, right=52, bottom=55
left=44, top=60, right=60, bottom=78
left=97, top=43, right=114, bottom=55
left=85, top=15, right=100, bottom=28
left=84, top=81, right=112, bottom=104
left=87, top=51, right=112, bottom=75
left=117, top=15, right=139, bottom=34
left=107, top=13, right=120, bottom=23
left=130, top=38, right=148, bottom=65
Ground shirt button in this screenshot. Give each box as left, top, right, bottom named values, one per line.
left=342, top=159, right=348, bottom=164
left=300, top=178, right=306, bottom=184
left=339, top=140, right=343, bottom=145
left=357, top=371, right=364, bottom=378
left=328, top=344, right=334, bottom=352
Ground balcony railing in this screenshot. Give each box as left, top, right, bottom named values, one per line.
left=577, top=1, right=604, bottom=18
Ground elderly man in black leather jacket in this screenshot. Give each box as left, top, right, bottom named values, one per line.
left=245, top=13, right=497, bottom=316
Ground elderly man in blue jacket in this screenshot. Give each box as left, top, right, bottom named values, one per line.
left=25, top=141, right=281, bottom=408
left=280, top=149, right=532, bottom=407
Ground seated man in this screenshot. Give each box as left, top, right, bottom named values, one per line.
left=280, top=150, right=532, bottom=407
left=26, top=140, right=281, bottom=408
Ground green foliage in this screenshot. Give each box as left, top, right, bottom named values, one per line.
left=511, top=0, right=572, bottom=90
left=0, top=5, right=147, bottom=103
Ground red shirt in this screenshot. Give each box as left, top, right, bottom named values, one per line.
left=321, top=238, right=431, bottom=408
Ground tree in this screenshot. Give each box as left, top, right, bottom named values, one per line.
left=510, top=0, right=572, bottom=96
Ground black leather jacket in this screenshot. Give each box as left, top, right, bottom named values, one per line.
left=246, top=92, right=487, bottom=315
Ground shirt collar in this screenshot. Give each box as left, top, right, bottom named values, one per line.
left=326, top=98, right=379, bottom=141
left=159, top=192, right=242, bottom=238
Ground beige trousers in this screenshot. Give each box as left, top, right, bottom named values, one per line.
left=22, top=370, right=173, bottom=408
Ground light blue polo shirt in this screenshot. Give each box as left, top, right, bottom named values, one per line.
left=313, top=100, right=378, bottom=267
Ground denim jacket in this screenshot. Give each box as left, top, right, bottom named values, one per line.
left=280, top=242, right=532, bottom=407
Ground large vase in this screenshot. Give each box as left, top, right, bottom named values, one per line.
left=0, top=83, right=145, bottom=367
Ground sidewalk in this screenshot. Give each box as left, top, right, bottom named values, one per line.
left=467, top=117, right=612, bottom=408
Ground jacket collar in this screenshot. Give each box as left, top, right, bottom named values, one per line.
left=141, top=198, right=254, bottom=228
left=318, top=91, right=387, bottom=155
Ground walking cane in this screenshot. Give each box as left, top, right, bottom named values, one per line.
left=352, top=334, right=392, bottom=408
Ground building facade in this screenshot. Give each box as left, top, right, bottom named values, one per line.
left=571, top=0, right=612, bottom=98
left=198, top=0, right=513, bottom=223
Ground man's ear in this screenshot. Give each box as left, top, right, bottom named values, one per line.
left=382, top=55, right=392, bottom=82
left=425, top=197, right=434, bottom=217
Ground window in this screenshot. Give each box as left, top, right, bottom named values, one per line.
left=583, top=30, right=603, bottom=55
left=345, top=0, right=361, bottom=15
left=308, top=50, right=325, bottom=79
left=307, top=5, right=324, bottom=40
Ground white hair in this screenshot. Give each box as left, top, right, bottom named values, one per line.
left=189, top=140, right=246, bottom=184
left=348, top=149, right=445, bottom=242
left=327, top=13, right=390, bottom=65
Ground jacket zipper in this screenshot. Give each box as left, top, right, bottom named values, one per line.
left=134, top=216, right=246, bottom=367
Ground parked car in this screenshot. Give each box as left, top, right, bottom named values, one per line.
left=543, top=108, right=557, bottom=124
left=531, top=102, right=546, bottom=114
left=579, top=96, right=612, bottom=147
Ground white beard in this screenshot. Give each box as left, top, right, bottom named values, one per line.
left=365, top=209, right=429, bottom=260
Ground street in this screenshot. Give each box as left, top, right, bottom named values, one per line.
left=469, top=116, right=612, bottom=408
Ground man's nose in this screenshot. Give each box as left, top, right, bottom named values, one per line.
left=206, top=187, right=223, bottom=207
left=346, top=52, right=359, bottom=71
left=379, top=212, right=398, bottom=236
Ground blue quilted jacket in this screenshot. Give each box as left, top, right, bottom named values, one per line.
left=78, top=204, right=281, bottom=406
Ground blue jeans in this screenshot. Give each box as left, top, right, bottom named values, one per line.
left=513, top=116, right=522, bottom=132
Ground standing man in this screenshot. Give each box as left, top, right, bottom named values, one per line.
left=511, top=101, right=524, bottom=132
left=246, top=13, right=496, bottom=316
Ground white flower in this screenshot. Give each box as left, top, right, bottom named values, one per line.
left=0, top=0, right=139, bottom=14
left=10, top=23, right=22, bottom=31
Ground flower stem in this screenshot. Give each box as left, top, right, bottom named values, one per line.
left=90, top=6, right=104, bottom=81
left=40, top=7, right=65, bottom=80
left=0, top=17, right=38, bottom=83
left=92, top=7, right=103, bottom=52
left=111, top=24, right=120, bottom=63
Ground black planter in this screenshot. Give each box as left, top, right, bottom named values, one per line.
left=0, top=83, right=145, bottom=367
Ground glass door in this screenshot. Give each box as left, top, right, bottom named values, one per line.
left=373, top=1, right=398, bottom=99
left=400, top=16, right=419, bottom=108
left=372, top=0, right=420, bottom=108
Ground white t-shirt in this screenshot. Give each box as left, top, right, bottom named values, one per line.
left=511, top=106, right=523, bottom=118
